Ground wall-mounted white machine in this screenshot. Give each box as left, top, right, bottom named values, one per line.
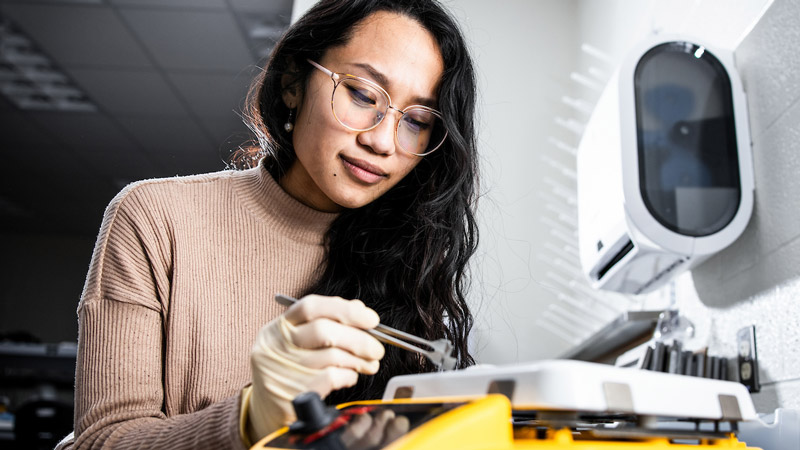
left=577, top=35, right=754, bottom=295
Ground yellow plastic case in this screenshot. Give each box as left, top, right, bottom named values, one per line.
left=253, top=395, right=760, bottom=449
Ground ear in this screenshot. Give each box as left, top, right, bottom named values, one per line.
left=281, top=58, right=302, bottom=109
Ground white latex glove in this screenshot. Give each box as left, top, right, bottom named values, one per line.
left=248, top=295, right=385, bottom=441
left=340, top=409, right=410, bottom=450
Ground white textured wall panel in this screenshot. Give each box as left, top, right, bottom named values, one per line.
left=752, top=378, right=800, bottom=415
left=734, top=0, right=800, bottom=139
left=682, top=0, right=800, bottom=412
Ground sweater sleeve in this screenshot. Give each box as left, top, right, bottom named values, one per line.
left=70, top=183, right=248, bottom=450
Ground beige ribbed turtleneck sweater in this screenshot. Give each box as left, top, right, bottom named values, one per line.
left=62, top=161, right=338, bottom=449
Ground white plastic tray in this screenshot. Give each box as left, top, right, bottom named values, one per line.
left=382, top=360, right=757, bottom=421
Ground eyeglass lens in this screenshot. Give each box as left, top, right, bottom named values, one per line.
left=332, top=77, right=446, bottom=155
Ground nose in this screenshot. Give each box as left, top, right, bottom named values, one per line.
left=357, top=109, right=399, bottom=156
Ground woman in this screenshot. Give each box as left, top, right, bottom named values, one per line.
left=61, top=0, right=478, bottom=448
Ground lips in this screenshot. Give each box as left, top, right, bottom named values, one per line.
left=340, top=155, right=387, bottom=184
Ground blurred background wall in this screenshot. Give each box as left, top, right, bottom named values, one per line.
left=454, top=0, right=800, bottom=414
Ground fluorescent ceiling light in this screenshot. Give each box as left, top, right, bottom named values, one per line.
left=0, top=15, right=96, bottom=112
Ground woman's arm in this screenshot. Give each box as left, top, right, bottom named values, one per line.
left=74, top=301, right=246, bottom=449
left=70, top=183, right=247, bottom=450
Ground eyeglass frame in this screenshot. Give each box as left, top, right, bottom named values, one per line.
left=306, top=59, right=448, bottom=156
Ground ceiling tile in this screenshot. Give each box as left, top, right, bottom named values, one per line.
left=118, top=116, right=214, bottom=153
left=29, top=112, right=135, bottom=153
left=197, top=115, right=253, bottom=158
left=0, top=187, right=113, bottom=236
left=0, top=4, right=152, bottom=68
left=27, top=111, right=159, bottom=180
left=0, top=96, right=15, bottom=112
left=119, top=8, right=254, bottom=71
left=1, top=142, right=105, bottom=190
left=236, top=14, right=286, bottom=59
left=109, top=0, right=226, bottom=9
left=77, top=144, right=158, bottom=181
left=167, top=70, right=255, bottom=118
left=116, top=116, right=224, bottom=175
left=0, top=111, right=59, bottom=147
left=66, top=67, right=187, bottom=116
left=1, top=142, right=116, bottom=235
left=230, top=0, right=292, bottom=15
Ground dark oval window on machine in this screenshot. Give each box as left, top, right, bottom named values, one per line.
left=634, top=42, right=741, bottom=237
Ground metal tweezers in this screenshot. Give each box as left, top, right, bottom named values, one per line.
left=274, top=294, right=456, bottom=371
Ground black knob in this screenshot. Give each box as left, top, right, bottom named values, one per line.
left=290, top=392, right=338, bottom=433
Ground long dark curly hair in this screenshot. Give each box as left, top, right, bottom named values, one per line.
left=237, top=0, right=479, bottom=403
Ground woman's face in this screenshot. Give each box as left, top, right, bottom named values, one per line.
left=280, top=11, right=444, bottom=212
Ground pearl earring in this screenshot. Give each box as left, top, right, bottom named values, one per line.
left=284, top=109, right=294, bottom=132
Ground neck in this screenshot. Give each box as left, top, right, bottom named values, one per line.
left=279, top=161, right=343, bottom=213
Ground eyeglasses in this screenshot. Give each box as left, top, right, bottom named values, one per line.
left=307, top=59, right=448, bottom=156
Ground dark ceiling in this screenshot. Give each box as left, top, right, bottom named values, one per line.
left=0, top=0, right=293, bottom=236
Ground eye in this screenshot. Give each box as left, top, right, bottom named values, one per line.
left=402, top=112, right=433, bottom=133
left=343, top=81, right=378, bottom=107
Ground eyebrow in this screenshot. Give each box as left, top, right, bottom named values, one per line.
left=350, top=62, right=438, bottom=108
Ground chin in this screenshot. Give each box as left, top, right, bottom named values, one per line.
left=331, top=188, right=382, bottom=210
left=334, top=197, right=371, bottom=210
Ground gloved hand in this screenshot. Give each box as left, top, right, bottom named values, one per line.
left=340, top=409, right=410, bottom=450
left=247, top=294, right=385, bottom=442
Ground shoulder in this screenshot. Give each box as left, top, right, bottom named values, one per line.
left=105, top=168, right=240, bottom=219
left=119, top=169, right=237, bottom=203
left=83, top=169, right=242, bottom=307
left=92, top=168, right=240, bottom=248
